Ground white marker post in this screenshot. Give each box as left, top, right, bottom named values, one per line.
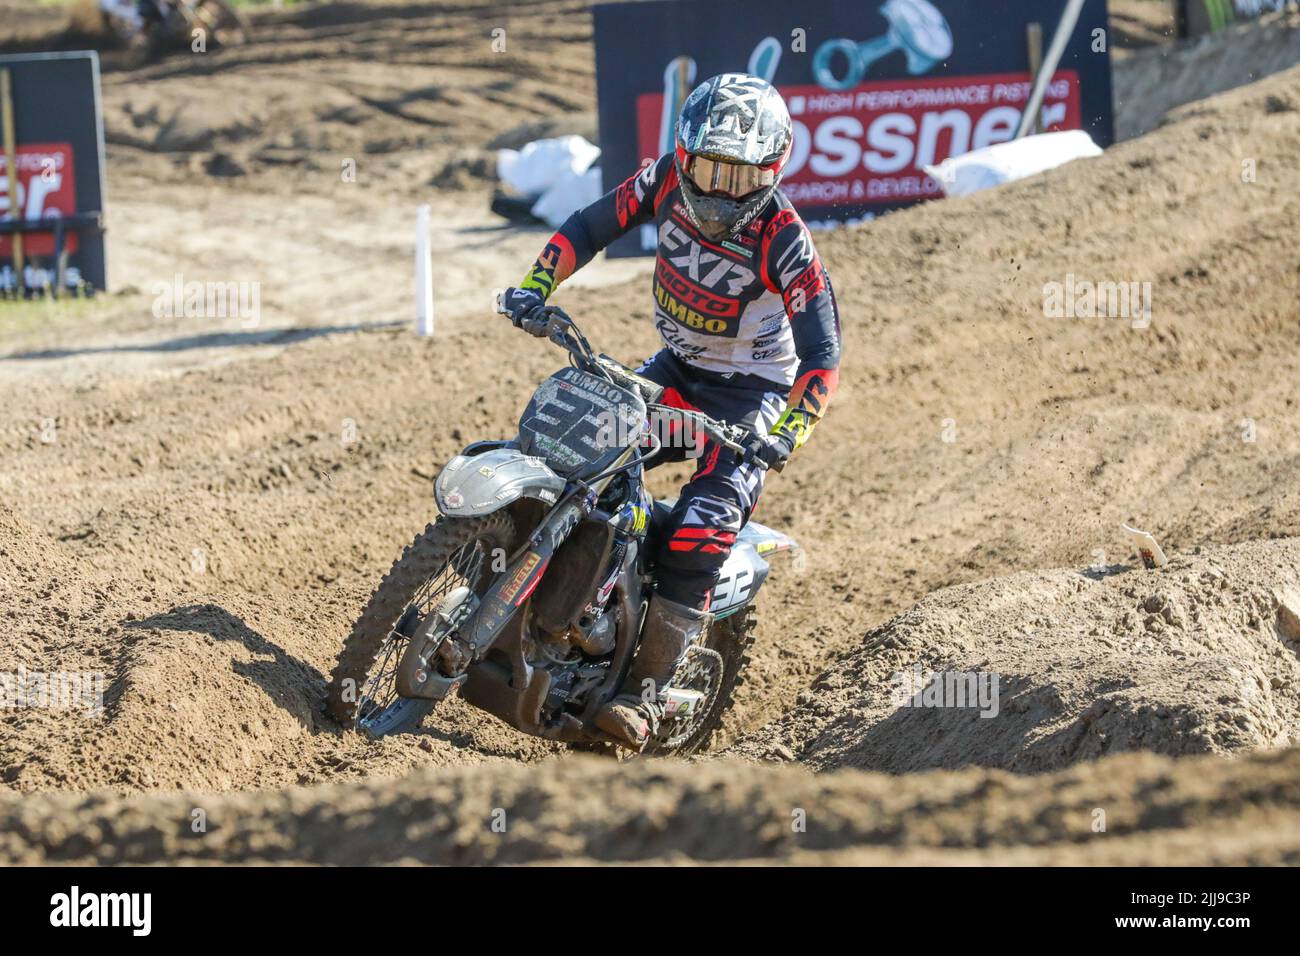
left=415, top=204, right=434, bottom=337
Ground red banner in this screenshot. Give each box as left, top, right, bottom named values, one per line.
left=637, top=71, right=1080, bottom=217
left=0, top=142, right=79, bottom=257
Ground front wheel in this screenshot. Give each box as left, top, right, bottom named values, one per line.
left=326, top=513, right=515, bottom=738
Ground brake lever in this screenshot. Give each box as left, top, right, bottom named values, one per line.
left=546, top=318, right=570, bottom=346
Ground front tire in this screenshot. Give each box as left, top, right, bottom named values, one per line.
left=326, top=513, right=515, bottom=738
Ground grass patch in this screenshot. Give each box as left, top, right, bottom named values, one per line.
left=0, top=295, right=110, bottom=340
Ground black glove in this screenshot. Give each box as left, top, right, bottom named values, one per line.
left=498, top=287, right=548, bottom=337
left=741, top=430, right=795, bottom=472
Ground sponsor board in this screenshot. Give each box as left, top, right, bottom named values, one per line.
left=0, top=51, right=107, bottom=290
left=594, top=0, right=1113, bottom=257
left=0, top=143, right=79, bottom=257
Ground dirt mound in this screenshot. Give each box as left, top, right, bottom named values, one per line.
left=96, top=0, right=599, bottom=193
left=0, top=0, right=87, bottom=52
left=3, top=746, right=1299, bottom=865
left=728, top=540, right=1300, bottom=772
left=0, top=501, right=554, bottom=796
left=1114, top=8, right=1300, bottom=139
left=0, top=503, right=143, bottom=788
left=1108, top=0, right=1178, bottom=53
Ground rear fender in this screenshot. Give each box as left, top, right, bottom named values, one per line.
left=710, top=520, right=799, bottom=618
left=710, top=544, right=769, bottom=618
left=435, top=448, right=565, bottom=518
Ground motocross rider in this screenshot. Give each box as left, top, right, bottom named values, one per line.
left=499, top=73, right=841, bottom=750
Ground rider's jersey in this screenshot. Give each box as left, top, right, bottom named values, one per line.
left=519, top=153, right=841, bottom=427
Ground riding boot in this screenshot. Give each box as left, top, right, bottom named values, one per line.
left=594, top=593, right=712, bottom=750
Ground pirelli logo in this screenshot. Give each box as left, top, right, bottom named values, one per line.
left=497, top=552, right=544, bottom=606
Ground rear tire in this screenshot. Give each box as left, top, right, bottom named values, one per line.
left=658, top=606, right=757, bottom=756
left=573, top=606, right=757, bottom=759
left=326, top=513, right=515, bottom=738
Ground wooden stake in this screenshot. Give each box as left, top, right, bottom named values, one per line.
left=1026, top=23, right=1044, bottom=136
left=0, top=68, right=22, bottom=284
left=1016, top=0, right=1088, bottom=140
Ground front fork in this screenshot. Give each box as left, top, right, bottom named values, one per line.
left=397, top=494, right=592, bottom=701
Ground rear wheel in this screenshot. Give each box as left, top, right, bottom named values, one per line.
left=573, top=606, right=757, bottom=759
left=647, top=606, right=757, bottom=756
left=326, top=514, right=515, bottom=738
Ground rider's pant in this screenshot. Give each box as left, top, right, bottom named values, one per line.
left=638, top=350, right=785, bottom=609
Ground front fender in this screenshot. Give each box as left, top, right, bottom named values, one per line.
left=435, top=448, right=565, bottom=517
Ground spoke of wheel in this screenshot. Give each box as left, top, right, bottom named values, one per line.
left=360, top=534, right=490, bottom=724
left=359, top=632, right=404, bottom=722
left=413, top=541, right=482, bottom=610
left=369, top=644, right=401, bottom=694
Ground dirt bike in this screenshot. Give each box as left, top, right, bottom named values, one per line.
left=103, top=0, right=249, bottom=63
left=326, top=308, right=800, bottom=755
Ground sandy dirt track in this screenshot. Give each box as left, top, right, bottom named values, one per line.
left=729, top=539, right=1300, bottom=772
left=4, top=747, right=1300, bottom=865
left=1, top=0, right=1299, bottom=864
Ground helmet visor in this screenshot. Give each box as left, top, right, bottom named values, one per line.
left=683, top=155, right=775, bottom=199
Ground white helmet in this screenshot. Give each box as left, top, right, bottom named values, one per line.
left=675, top=73, right=793, bottom=241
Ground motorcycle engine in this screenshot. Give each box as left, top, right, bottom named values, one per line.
left=567, top=609, right=616, bottom=657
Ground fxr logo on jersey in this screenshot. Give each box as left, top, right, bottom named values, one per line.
left=660, top=218, right=756, bottom=295
left=654, top=258, right=741, bottom=337
left=654, top=217, right=758, bottom=337
left=523, top=236, right=576, bottom=297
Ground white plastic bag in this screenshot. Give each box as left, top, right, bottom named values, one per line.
left=531, top=166, right=604, bottom=229
left=497, top=135, right=601, bottom=198
left=923, top=130, right=1102, bottom=198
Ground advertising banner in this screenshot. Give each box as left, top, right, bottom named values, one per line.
left=594, top=0, right=1114, bottom=257
left=0, top=144, right=80, bottom=257
left=0, top=51, right=107, bottom=291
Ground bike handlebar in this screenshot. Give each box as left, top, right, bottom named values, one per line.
left=532, top=305, right=768, bottom=471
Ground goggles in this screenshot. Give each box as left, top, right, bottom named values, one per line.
left=682, top=154, right=775, bottom=199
